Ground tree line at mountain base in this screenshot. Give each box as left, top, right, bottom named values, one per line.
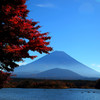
left=2, top=78, right=100, bottom=89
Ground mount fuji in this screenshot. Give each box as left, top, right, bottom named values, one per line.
left=13, top=51, right=100, bottom=79
left=32, top=68, right=85, bottom=80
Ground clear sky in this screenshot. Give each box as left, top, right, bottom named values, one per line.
left=18, top=0, right=100, bottom=72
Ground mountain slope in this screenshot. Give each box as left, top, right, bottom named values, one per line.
left=33, top=68, right=85, bottom=80
left=14, top=51, right=100, bottom=78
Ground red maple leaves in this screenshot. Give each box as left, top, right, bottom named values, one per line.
left=0, top=71, right=11, bottom=88
left=0, top=0, right=52, bottom=72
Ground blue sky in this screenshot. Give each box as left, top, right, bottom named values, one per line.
left=18, top=0, right=100, bottom=72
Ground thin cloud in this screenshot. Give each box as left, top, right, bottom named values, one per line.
left=91, top=64, right=100, bottom=67
left=91, top=64, right=96, bottom=66
left=97, top=65, right=100, bottom=67
left=96, top=0, right=100, bottom=2
left=36, top=3, right=55, bottom=8
left=79, top=2, right=94, bottom=14
left=18, top=62, right=27, bottom=66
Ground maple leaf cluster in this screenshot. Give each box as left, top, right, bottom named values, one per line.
left=0, top=71, right=11, bottom=88
left=0, top=0, right=52, bottom=72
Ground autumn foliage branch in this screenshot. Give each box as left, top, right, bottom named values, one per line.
left=0, top=0, right=52, bottom=87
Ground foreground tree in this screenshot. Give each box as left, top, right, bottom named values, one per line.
left=0, top=71, right=11, bottom=88
left=0, top=0, right=52, bottom=87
